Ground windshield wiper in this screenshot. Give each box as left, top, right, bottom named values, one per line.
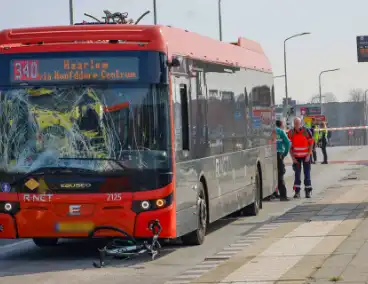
left=59, top=157, right=127, bottom=170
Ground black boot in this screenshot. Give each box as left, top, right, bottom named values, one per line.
left=305, top=189, right=312, bottom=198
left=293, top=190, right=301, bottom=199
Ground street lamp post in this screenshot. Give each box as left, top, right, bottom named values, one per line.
left=318, top=68, right=340, bottom=113
left=153, top=0, right=157, bottom=24
left=218, top=0, right=223, bottom=41
left=364, top=89, right=368, bottom=145
left=69, top=0, right=74, bottom=25
left=283, top=32, right=310, bottom=127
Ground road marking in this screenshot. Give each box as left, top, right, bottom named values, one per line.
left=201, top=260, right=224, bottom=265
left=222, top=246, right=244, bottom=251
left=230, top=243, right=250, bottom=247
left=175, top=274, right=201, bottom=279
left=194, top=264, right=219, bottom=269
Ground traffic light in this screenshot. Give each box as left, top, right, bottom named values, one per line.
left=282, top=97, right=296, bottom=116
left=287, top=107, right=295, bottom=116
left=286, top=119, right=291, bottom=130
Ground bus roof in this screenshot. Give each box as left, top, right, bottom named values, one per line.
left=0, top=24, right=272, bottom=73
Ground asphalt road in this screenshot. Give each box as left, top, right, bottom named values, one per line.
left=0, top=146, right=366, bottom=284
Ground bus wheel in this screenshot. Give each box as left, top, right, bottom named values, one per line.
left=244, top=168, right=261, bottom=216
left=181, top=183, right=208, bottom=246
left=33, top=238, right=59, bottom=247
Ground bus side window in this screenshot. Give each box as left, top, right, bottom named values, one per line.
left=271, top=85, right=275, bottom=106
left=180, top=84, right=190, bottom=151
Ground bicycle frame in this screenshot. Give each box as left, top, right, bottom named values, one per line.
left=90, top=220, right=162, bottom=268
left=82, top=10, right=150, bottom=25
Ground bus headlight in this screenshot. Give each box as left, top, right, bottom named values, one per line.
left=132, top=193, right=173, bottom=213
left=141, top=201, right=151, bottom=210
left=0, top=201, right=20, bottom=215
left=0, top=202, right=20, bottom=215
left=4, top=203, right=12, bottom=212
left=155, top=199, right=165, bottom=208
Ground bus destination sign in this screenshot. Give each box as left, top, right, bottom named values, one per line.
left=10, top=57, right=139, bottom=83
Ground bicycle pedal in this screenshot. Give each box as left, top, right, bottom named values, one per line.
left=151, top=250, right=160, bottom=260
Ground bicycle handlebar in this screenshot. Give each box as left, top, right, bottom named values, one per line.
left=92, top=219, right=162, bottom=268
left=80, top=10, right=151, bottom=25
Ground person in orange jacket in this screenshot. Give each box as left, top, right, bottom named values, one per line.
left=287, top=117, right=314, bottom=199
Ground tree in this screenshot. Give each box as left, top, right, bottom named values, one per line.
left=324, top=92, right=338, bottom=103
left=309, top=92, right=338, bottom=104
left=348, top=88, right=365, bottom=102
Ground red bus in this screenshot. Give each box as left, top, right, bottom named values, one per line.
left=0, top=21, right=276, bottom=247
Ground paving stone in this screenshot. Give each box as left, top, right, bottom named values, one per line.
left=333, top=238, right=366, bottom=255
left=308, top=236, right=347, bottom=255
left=313, top=254, right=354, bottom=280
left=327, top=218, right=363, bottom=236
left=278, top=254, right=327, bottom=281
left=341, top=242, right=368, bottom=282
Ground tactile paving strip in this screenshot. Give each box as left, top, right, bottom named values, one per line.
left=165, top=171, right=359, bottom=284
left=164, top=222, right=281, bottom=284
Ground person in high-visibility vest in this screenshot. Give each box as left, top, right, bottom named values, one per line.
left=288, top=117, right=314, bottom=199
left=311, top=123, right=319, bottom=164
left=320, top=122, right=328, bottom=164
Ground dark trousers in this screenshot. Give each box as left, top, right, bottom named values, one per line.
left=292, top=157, right=312, bottom=193
left=321, top=139, right=328, bottom=162
left=312, top=142, right=317, bottom=163
left=277, top=152, right=287, bottom=198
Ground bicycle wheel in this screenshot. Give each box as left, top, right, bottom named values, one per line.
left=88, top=226, right=137, bottom=244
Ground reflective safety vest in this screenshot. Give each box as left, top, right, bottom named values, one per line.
left=321, top=127, right=328, bottom=140
left=287, top=127, right=313, bottom=158
left=313, top=126, right=319, bottom=142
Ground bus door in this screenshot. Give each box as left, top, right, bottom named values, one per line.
left=172, top=75, right=199, bottom=234
left=191, top=69, right=208, bottom=159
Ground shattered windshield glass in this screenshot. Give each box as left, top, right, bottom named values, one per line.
left=0, top=84, right=171, bottom=174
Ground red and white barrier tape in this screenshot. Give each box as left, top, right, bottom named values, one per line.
left=287, top=126, right=368, bottom=132
left=325, top=126, right=368, bottom=131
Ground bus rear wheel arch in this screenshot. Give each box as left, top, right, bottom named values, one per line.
left=181, top=181, right=208, bottom=246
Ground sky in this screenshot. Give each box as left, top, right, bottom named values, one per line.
left=1, top=0, right=368, bottom=104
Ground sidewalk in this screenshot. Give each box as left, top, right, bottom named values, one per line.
left=190, top=162, right=368, bottom=283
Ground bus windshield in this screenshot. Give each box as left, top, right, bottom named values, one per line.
left=0, top=84, right=171, bottom=174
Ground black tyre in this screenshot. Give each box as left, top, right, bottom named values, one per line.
left=244, top=168, right=262, bottom=216
left=33, top=238, right=59, bottom=247
left=181, top=183, right=208, bottom=246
